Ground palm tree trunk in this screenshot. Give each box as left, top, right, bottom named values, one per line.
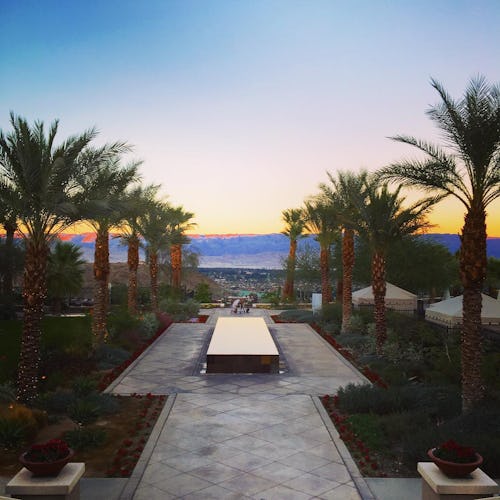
left=320, top=245, right=332, bottom=305
left=170, top=244, right=182, bottom=290
left=127, top=235, right=139, bottom=316
left=372, top=250, right=387, bottom=355
left=92, top=228, right=109, bottom=348
left=17, top=239, right=48, bottom=404
left=341, top=228, right=355, bottom=333
left=283, top=240, right=297, bottom=301
left=3, top=220, right=16, bottom=298
left=149, top=251, right=159, bottom=312
left=459, top=206, right=487, bottom=412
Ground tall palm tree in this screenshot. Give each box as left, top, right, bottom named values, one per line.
left=281, top=208, right=306, bottom=301
left=165, top=206, right=195, bottom=292
left=303, top=198, right=338, bottom=305
left=47, top=241, right=85, bottom=314
left=0, top=209, right=17, bottom=300
left=118, top=184, right=159, bottom=315
left=355, top=181, right=434, bottom=355
left=79, top=155, right=140, bottom=347
left=320, top=171, right=367, bottom=332
left=378, top=76, right=500, bottom=411
left=0, top=113, right=121, bottom=403
left=139, top=201, right=172, bottom=312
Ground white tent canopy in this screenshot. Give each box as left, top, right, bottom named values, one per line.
left=352, top=282, right=417, bottom=312
left=425, top=294, right=500, bottom=327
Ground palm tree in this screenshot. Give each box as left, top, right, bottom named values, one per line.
left=320, top=171, right=367, bottom=332
left=118, top=184, right=159, bottom=315
left=303, top=198, right=338, bottom=305
left=0, top=209, right=17, bottom=300
left=79, top=155, right=140, bottom=347
left=0, top=113, right=120, bottom=403
left=378, top=76, right=500, bottom=411
left=47, top=241, right=85, bottom=314
left=355, top=181, right=434, bottom=355
left=165, top=206, right=195, bottom=293
left=139, top=201, right=172, bottom=312
left=281, top=208, right=306, bottom=301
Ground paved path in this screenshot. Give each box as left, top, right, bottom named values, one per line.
left=110, top=309, right=372, bottom=499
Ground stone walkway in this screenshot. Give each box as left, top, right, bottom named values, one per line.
left=109, top=309, right=373, bottom=499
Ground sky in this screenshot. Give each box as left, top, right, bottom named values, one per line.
left=1, top=0, right=499, bottom=236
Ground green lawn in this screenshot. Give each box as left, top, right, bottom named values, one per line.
left=0, top=316, right=92, bottom=383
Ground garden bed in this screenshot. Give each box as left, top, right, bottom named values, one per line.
left=0, top=394, right=166, bottom=478
left=274, top=308, right=500, bottom=479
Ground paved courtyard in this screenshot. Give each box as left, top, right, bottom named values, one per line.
left=108, top=308, right=374, bottom=499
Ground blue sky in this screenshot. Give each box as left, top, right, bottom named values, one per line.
left=1, top=0, right=500, bottom=234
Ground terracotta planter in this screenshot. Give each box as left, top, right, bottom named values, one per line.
left=19, top=449, right=74, bottom=477
left=428, top=448, right=483, bottom=478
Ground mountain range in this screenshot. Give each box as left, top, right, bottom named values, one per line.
left=51, top=233, right=500, bottom=269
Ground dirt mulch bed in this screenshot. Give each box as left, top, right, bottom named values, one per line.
left=0, top=394, right=166, bottom=478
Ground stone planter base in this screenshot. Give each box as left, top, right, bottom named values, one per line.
left=6, top=463, right=84, bottom=500
left=418, top=462, right=499, bottom=500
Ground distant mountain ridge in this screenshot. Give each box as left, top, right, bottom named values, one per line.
left=35, top=232, right=500, bottom=268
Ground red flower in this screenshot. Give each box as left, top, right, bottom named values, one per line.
left=434, top=440, right=477, bottom=463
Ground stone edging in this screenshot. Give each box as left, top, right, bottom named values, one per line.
left=313, top=396, right=376, bottom=500
left=118, top=394, right=177, bottom=499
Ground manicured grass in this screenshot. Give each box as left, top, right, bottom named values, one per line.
left=0, top=316, right=92, bottom=383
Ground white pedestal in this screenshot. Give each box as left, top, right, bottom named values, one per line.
left=418, top=462, right=499, bottom=500
left=6, top=463, right=84, bottom=500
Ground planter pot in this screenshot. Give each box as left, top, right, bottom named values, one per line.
left=428, top=448, right=483, bottom=478
left=19, top=449, right=74, bottom=477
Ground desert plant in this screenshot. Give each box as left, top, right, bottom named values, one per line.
left=0, top=403, right=40, bottom=442
left=0, top=418, right=28, bottom=448
left=159, top=299, right=199, bottom=321
left=277, top=309, right=314, bottom=323
left=84, top=393, right=120, bottom=415
left=67, top=399, right=100, bottom=425
left=38, top=389, right=77, bottom=414
left=0, top=382, right=16, bottom=403
left=139, top=312, right=159, bottom=339
left=72, top=376, right=98, bottom=397
left=64, top=426, right=107, bottom=451
left=94, top=345, right=130, bottom=370
left=320, top=303, right=342, bottom=324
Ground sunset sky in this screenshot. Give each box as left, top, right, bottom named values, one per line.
left=1, top=0, right=499, bottom=236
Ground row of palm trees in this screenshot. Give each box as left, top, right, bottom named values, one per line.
left=0, top=113, right=194, bottom=404
left=281, top=76, right=500, bottom=413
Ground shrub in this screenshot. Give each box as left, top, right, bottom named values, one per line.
left=67, top=399, right=100, bottom=425
left=336, top=332, right=367, bottom=350
left=94, top=345, right=130, bottom=370
left=336, top=383, right=461, bottom=418
left=84, top=393, right=120, bottom=415
left=37, top=389, right=77, bottom=414
left=159, top=299, right=199, bottom=321
left=64, top=427, right=107, bottom=451
left=277, top=309, right=314, bottom=323
left=139, top=312, right=159, bottom=340
left=320, top=303, right=342, bottom=324
left=348, top=314, right=366, bottom=334
left=0, top=403, right=40, bottom=442
left=107, top=308, right=141, bottom=342
left=72, top=376, right=98, bottom=397
left=0, top=382, right=16, bottom=403
left=321, top=321, right=340, bottom=334
left=0, top=418, right=27, bottom=448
